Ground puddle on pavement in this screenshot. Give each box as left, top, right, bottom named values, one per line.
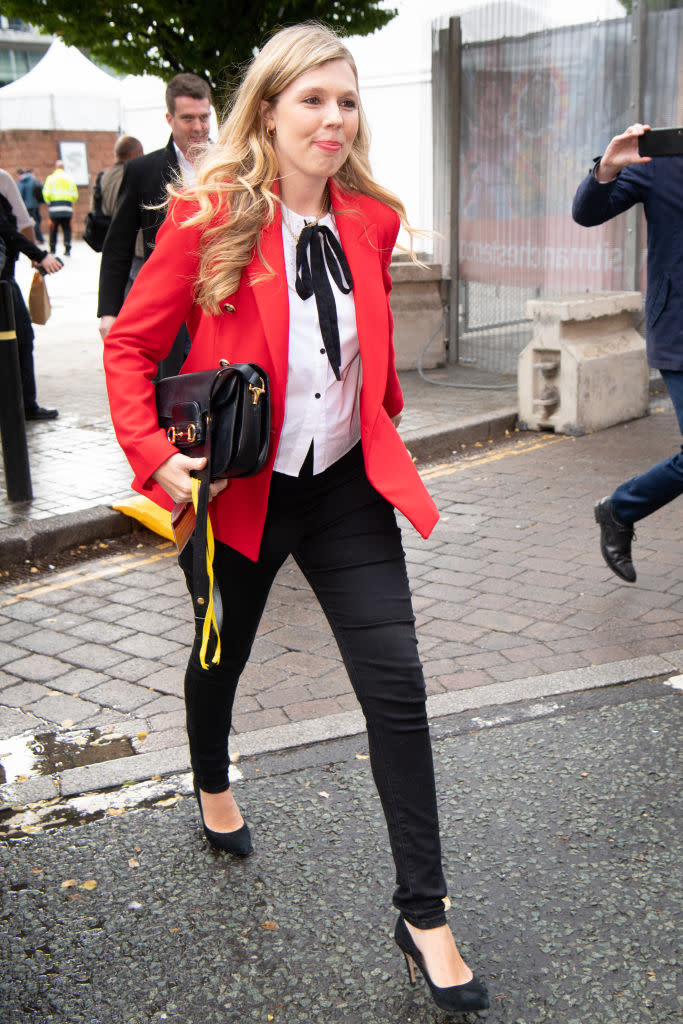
left=0, top=764, right=244, bottom=841
left=0, top=774, right=191, bottom=841
left=0, top=727, right=136, bottom=785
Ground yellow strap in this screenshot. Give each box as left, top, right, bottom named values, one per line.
left=0, top=330, right=17, bottom=340
left=191, top=478, right=221, bottom=669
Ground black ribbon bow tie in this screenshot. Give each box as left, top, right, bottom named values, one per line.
left=295, top=223, right=353, bottom=381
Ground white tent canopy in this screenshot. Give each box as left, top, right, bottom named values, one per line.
left=0, top=38, right=122, bottom=131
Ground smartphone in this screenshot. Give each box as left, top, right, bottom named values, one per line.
left=37, top=256, right=63, bottom=276
left=638, top=127, right=683, bottom=157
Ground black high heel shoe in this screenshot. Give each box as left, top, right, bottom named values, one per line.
left=394, top=915, right=490, bottom=1014
left=193, top=780, right=253, bottom=856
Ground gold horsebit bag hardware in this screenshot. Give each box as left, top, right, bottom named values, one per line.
left=219, top=360, right=264, bottom=406
left=166, top=423, right=197, bottom=445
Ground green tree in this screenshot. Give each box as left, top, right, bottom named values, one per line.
left=3, top=1, right=396, bottom=98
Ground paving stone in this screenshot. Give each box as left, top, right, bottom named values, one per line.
left=112, top=634, right=184, bottom=659
left=59, top=595, right=109, bottom=614
left=231, top=706, right=289, bottom=733
left=284, top=697, right=348, bottom=722
left=502, top=642, right=554, bottom=663
left=26, top=693, right=100, bottom=726
left=111, top=657, right=163, bottom=682
left=248, top=636, right=288, bottom=664
left=116, top=609, right=182, bottom=636
left=418, top=618, right=486, bottom=643
left=0, top=641, right=20, bottom=666
left=436, top=669, right=497, bottom=691
left=68, top=620, right=135, bottom=644
left=263, top=624, right=334, bottom=653
left=0, top=706, right=42, bottom=739
left=33, top=612, right=81, bottom=633
left=85, top=602, right=139, bottom=624
left=2, top=600, right=55, bottom=624
left=80, top=679, right=157, bottom=712
left=145, top=708, right=186, bottom=732
left=0, top=774, right=60, bottom=808
left=158, top=646, right=190, bottom=668
left=134, top=695, right=184, bottom=717
left=267, top=650, right=341, bottom=677
left=462, top=608, right=534, bottom=633
left=134, top=726, right=189, bottom=754
left=0, top=681, right=52, bottom=706
left=231, top=693, right=261, bottom=715
left=5, top=654, right=70, bottom=682
left=580, top=645, right=636, bottom=666
left=0, top=669, right=19, bottom=692
left=257, top=681, right=317, bottom=710
left=142, top=666, right=185, bottom=698
left=57, top=642, right=129, bottom=671
left=0, top=620, right=33, bottom=642
left=8, top=630, right=78, bottom=657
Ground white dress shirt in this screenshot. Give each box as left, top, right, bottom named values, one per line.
left=173, top=143, right=197, bottom=186
left=273, top=203, right=362, bottom=477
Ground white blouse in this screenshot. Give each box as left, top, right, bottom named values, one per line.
left=272, top=203, right=362, bottom=477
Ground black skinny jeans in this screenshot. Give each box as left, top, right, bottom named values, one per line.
left=179, top=444, right=448, bottom=928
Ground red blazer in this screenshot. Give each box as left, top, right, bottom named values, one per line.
left=103, top=180, right=439, bottom=560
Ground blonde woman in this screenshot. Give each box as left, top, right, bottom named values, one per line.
left=103, top=22, right=489, bottom=1014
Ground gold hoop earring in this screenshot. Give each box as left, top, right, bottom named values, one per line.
left=267, top=126, right=275, bottom=139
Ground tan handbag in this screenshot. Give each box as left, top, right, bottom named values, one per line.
left=28, top=270, right=51, bottom=325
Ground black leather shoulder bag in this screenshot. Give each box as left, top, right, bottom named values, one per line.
left=156, top=361, right=271, bottom=667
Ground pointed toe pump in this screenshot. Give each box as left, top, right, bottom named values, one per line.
left=193, top=781, right=253, bottom=856
left=394, top=915, right=490, bottom=1015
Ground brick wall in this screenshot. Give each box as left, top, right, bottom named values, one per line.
left=0, top=128, right=118, bottom=236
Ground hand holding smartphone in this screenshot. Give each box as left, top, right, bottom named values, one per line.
left=638, top=127, right=683, bottom=157
left=37, top=256, right=63, bottom=276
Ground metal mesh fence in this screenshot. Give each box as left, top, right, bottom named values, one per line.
left=433, top=3, right=683, bottom=373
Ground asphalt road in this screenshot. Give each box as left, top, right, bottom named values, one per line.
left=0, top=677, right=680, bottom=1024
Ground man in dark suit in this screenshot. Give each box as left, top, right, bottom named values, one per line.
left=98, top=72, right=211, bottom=377
left=573, top=123, right=683, bottom=583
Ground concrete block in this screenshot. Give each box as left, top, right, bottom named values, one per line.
left=0, top=775, right=60, bottom=809
left=0, top=505, right=134, bottom=570
left=518, top=291, right=648, bottom=435
left=59, top=746, right=190, bottom=796
left=390, top=262, right=446, bottom=370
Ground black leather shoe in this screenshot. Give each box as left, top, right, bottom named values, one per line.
left=394, top=915, right=489, bottom=1014
left=193, top=780, right=252, bottom=856
left=25, top=406, right=59, bottom=421
left=594, top=497, right=636, bottom=582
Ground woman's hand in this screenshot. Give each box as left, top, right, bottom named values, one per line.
left=152, top=452, right=229, bottom=504
left=596, top=123, right=652, bottom=182
left=391, top=411, right=403, bottom=428
left=38, top=254, right=63, bottom=274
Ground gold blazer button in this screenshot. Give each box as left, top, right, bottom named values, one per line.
left=223, top=302, right=236, bottom=313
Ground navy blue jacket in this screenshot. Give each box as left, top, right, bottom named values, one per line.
left=572, top=156, right=683, bottom=372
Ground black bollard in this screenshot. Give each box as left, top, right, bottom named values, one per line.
left=0, top=280, right=32, bottom=501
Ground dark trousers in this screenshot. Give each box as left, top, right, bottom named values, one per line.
left=49, top=215, right=72, bottom=254
left=179, top=444, right=448, bottom=928
left=612, top=369, right=683, bottom=523
left=29, top=208, right=44, bottom=244
left=8, top=279, right=36, bottom=412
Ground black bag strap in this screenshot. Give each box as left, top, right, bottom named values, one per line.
left=190, top=372, right=225, bottom=668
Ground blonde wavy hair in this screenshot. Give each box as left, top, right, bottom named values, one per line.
left=170, top=22, right=419, bottom=315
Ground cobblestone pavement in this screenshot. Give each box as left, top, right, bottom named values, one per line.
left=1, top=405, right=681, bottom=814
